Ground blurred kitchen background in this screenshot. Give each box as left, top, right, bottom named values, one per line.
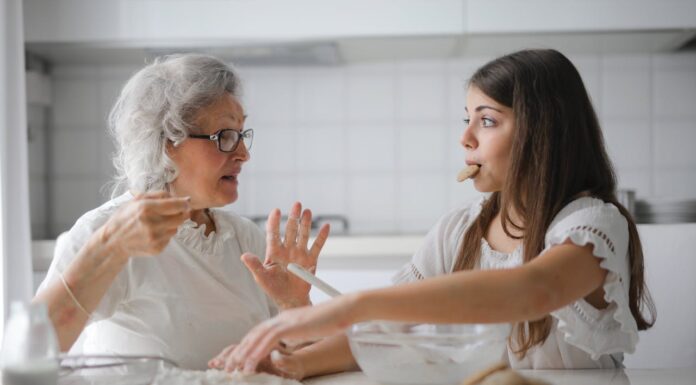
left=3, top=0, right=696, bottom=368
left=22, top=1, right=696, bottom=240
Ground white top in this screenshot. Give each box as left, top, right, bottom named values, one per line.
left=38, top=193, right=277, bottom=370
left=392, top=196, right=638, bottom=369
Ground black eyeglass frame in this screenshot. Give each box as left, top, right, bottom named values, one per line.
left=188, top=128, right=254, bottom=153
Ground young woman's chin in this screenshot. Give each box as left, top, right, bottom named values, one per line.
left=472, top=179, right=502, bottom=194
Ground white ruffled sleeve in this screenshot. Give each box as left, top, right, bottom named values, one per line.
left=545, top=198, right=639, bottom=359
left=391, top=198, right=483, bottom=284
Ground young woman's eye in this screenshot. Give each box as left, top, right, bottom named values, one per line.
left=463, top=118, right=471, bottom=126
left=482, top=117, right=496, bottom=127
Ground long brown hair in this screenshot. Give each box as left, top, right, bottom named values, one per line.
left=453, top=49, right=656, bottom=357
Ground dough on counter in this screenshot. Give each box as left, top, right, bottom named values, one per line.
left=151, top=367, right=302, bottom=385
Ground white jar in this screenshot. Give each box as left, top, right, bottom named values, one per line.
left=1, top=302, right=59, bottom=385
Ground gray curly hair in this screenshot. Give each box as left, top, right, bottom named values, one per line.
left=108, top=53, right=241, bottom=197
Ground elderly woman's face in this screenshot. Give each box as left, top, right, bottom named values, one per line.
left=168, top=93, right=249, bottom=209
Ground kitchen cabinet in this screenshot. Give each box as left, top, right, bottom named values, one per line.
left=23, top=0, right=696, bottom=64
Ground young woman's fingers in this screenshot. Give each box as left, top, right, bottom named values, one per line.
left=283, top=202, right=302, bottom=248
left=297, top=209, right=312, bottom=250
left=270, top=350, right=303, bottom=380
left=246, top=327, right=287, bottom=374
left=226, top=321, right=274, bottom=372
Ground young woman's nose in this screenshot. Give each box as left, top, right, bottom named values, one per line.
left=460, top=124, right=477, bottom=151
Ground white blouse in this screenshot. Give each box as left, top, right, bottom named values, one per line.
left=392, top=196, right=638, bottom=369
left=37, top=192, right=277, bottom=369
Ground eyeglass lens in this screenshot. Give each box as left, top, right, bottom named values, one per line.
left=219, top=130, right=253, bottom=152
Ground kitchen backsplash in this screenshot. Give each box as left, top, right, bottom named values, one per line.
left=28, top=53, right=696, bottom=238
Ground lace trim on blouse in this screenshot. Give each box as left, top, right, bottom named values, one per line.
left=175, top=209, right=233, bottom=257
left=562, top=225, right=616, bottom=254
left=546, top=199, right=638, bottom=360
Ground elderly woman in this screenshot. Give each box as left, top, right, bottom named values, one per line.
left=34, top=54, right=329, bottom=369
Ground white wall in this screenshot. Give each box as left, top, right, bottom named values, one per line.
left=29, top=52, right=696, bottom=238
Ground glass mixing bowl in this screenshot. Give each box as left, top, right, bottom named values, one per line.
left=58, top=354, right=177, bottom=385
left=347, top=322, right=509, bottom=385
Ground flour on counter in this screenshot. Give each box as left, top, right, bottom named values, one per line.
left=152, top=367, right=303, bottom=385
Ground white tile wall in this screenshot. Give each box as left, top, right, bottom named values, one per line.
left=29, top=52, right=696, bottom=238
left=653, top=71, right=696, bottom=117
left=654, top=120, right=696, bottom=167
left=397, top=123, right=447, bottom=171
left=52, top=129, right=101, bottom=176
left=248, top=127, right=297, bottom=173
left=248, top=175, right=299, bottom=218
left=346, top=123, right=396, bottom=172
left=346, top=64, right=396, bottom=123
left=27, top=105, right=48, bottom=239
left=397, top=173, right=448, bottom=233
left=52, top=79, right=100, bottom=128
left=348, top=174, right=397, bottom=233
left=296, top=175, right=348, bottom=215
left=296, top=67, right=346, bottom=123
left=52, top=178, right=102, bottom=232
left=296, top=125, right=346, bottom=172
left=602, top=118, right=652, bottom=169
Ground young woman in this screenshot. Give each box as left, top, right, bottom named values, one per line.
left=210, top=49, right=656, bottom=375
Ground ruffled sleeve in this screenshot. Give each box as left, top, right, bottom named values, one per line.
left=545, top=197, right=638, bottom=359
left=391, top=197, right=484, bottom=284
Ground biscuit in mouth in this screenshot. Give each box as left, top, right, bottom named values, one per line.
left=456, top=165, right=480, bottom=182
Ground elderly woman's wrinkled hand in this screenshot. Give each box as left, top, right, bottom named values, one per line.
left=99, top=191, right=191, bottom=259
left=241, top=202, right=330, bottom=310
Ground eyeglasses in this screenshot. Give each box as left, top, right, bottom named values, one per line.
left=188, top=129, right=254, bottom=153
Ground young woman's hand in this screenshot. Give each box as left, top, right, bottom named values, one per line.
left=241, top=202, right=330, bottom=309
left=208, top=344, right=306, bottom=380
left=99, top=191, right=191, bottom=259
left=216, top=293, right=359, bottom=374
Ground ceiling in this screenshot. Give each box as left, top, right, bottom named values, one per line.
left=26, top=29, right=696, bottom=67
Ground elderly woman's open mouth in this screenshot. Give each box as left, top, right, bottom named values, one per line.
left=221, top=169, right=241, bottom=184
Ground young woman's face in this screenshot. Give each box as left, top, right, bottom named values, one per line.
left=461, top=86, right=515, bottom=192
left=168, top=93, right=250, bottom=209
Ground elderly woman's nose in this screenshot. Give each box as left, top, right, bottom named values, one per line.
left=233, top=141, right=251, bottom=161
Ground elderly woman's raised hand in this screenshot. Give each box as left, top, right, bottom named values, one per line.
left=241, top=202, right=330, bottom=310
left=99, top=191, right=191, bottom=259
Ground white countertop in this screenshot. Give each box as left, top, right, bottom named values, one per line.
left=304, top=368, right=696, bottom=385
left=30, top=235, right=426, bottom=270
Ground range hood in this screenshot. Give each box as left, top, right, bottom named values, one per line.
left=24, top=0, right=696, bottom=66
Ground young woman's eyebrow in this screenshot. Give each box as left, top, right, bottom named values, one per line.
left=464, top=105, right=503, bottom=113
